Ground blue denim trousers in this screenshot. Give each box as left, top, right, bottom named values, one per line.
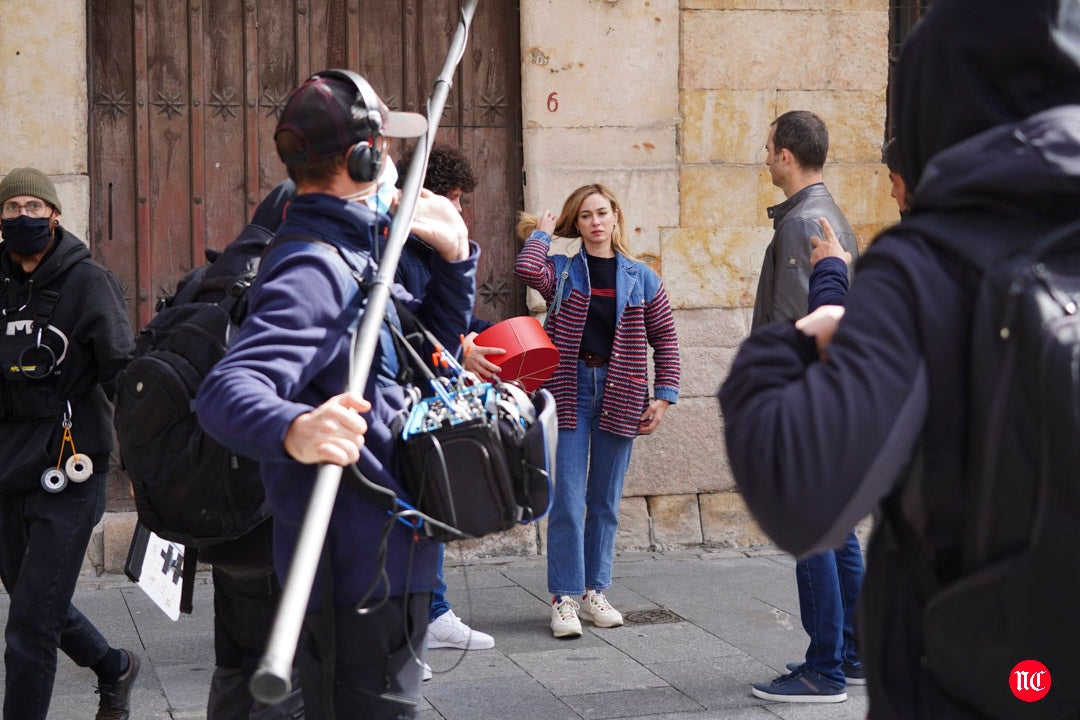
left=547, top=362, right=635, bottom=597
left=795, top=528, right=864, bottom=686
left=0, top=472, right=111, bottom=720
left=429, top=544, right=450, bottom=621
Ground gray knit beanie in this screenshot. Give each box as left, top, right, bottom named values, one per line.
left=0, top=168, right=62, bottom=213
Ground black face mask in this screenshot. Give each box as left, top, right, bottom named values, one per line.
left=1, top=215, right=52, bottom=256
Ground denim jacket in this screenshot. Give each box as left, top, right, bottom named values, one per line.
left=514, top=230, right=679, bottom=437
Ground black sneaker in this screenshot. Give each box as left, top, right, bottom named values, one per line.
left=95, top=649, right=141, bottom=720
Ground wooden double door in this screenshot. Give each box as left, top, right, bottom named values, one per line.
left=88, top=0, right=525, bottom=331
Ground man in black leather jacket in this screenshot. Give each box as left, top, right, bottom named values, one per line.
left=752, top=110, right=859, bottom=331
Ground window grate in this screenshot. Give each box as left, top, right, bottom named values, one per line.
left=887, top=0, right=935, bottom=138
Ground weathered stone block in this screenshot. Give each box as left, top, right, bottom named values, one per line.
left=0, top=1, right=88, bottom=176
left=686, top=0, right=886, bottom=9
left=677, top=345, right=739, bottom=399
left=681, top=90, right=776, bottom=165
left=647, top=494, right=703, bottom=548
left=521, top=0, right=678, bottom=129
left=616, top=496, right=652, bottom=551
left=674, top=307, right=750, bottom=349
left=683, top=10, right=886, bottom=92
left=661, top=225, right=771, bottom=310
left=103, top=511, right=138, bottom=576
left=774, top=90, right=888, bottom=163
left=625, top=396, right=732, bottom=496
left=826, top=163, right=901, bottom=236
left=523, top=126, right=678, bottom=170
left=55, top=175, right=91, bottom=248
left=450, top=523, right=541, bottom=560
left=700, top=491, right=771, bottom=548
left=680, top=164, right=776, bottom=229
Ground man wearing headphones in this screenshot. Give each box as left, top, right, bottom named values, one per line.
left=197, top=71, right=477, bottom=719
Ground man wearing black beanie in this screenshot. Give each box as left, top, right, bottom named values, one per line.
left=0, top=167, right=139, bottom=720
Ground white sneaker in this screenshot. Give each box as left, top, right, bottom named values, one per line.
left=422, top=662, right=432, bottom=681
left=550, top=595, right=583, bottom=638
left=578, top=590, right=624, bottom=628
left=425, top=609, right=495, bottom=650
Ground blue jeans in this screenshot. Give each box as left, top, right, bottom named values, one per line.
left=547, top=362, right=634, bottom=597
left=429, top=544, right=450, bottom=621
left=795, top=529, right=864, bottom=686
left=0, top=473, right=112, bottom=720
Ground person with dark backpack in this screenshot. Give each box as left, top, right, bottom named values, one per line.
left=116, top=180, right=305, bottom=720
left=719, top=1, right=1080, bottom=717
left=196, top=70, right=475, bottom=720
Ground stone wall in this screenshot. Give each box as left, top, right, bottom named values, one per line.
left=0, top=0, right=90, bottom=241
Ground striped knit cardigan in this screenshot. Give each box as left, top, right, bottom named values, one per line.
left=514, top=230, right=680, bottom=437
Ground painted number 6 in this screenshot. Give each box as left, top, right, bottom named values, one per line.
left=547, top=92, right=559, bottom=112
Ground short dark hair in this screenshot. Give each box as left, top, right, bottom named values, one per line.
left=771, top=110, right=829, bottom=171
left=881, top=137, right=901, bottom=174
left=396, top=142, right=477, bottom=196
left=275, top=130, right=345, bottom=186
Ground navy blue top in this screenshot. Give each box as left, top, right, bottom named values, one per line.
left=197, top=193, right=478, bottom=605
left=581, top=254, right=616, bottom=358
left=807, top=256, right=850, bottom=312
left=397, top=236, right=492, bottom=335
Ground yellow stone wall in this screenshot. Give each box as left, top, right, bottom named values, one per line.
left=0, top=0, right=89, bottom=242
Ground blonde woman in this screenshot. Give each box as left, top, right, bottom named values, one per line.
left=515, top=184, right=680, bottom=638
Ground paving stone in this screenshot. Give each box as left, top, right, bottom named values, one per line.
left=597, top=622, right=743, bottom=664
left=423, top=675, right=575, bottom=720
left=425, top=648, right=528, bottom=684
left=562, top=686, right=703, bottom=719
left=646, top=655, right=790, bottom=711
left=510, top=645, right=669, bottom=696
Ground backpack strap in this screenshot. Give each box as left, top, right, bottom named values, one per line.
left=386, top=298, right=454, bottom=387
left=32, top=285, right=62, bottom=331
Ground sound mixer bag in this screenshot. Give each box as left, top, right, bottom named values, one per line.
left=395, top=381, right=556, bottom=543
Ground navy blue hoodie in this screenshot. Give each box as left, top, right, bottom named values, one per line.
left=197, top=193, right=477, bottom=605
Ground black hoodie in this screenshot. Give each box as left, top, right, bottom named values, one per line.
left=720, top=1, right=1080, bottom=717
left=0, top=229, right=134, bottom=493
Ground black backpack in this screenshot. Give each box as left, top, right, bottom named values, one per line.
left=889, top=218, right=1080, bottom=718
left=115, top=231, right=408, bottom=549
left=115, top=236, right=271, bottom=549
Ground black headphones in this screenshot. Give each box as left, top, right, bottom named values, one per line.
left=312, top=69, right=384, bottom=183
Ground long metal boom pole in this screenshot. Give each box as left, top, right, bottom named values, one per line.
left=250, top=0, right=480, bottom=703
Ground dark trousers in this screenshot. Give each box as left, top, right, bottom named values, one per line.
left=298, top=592, right=430, bottom=720
left=207, top=529, right=304, bottom=720
left=0, top=473, right=112, bottom=720
left=795, top=528, right=864, bottom=686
